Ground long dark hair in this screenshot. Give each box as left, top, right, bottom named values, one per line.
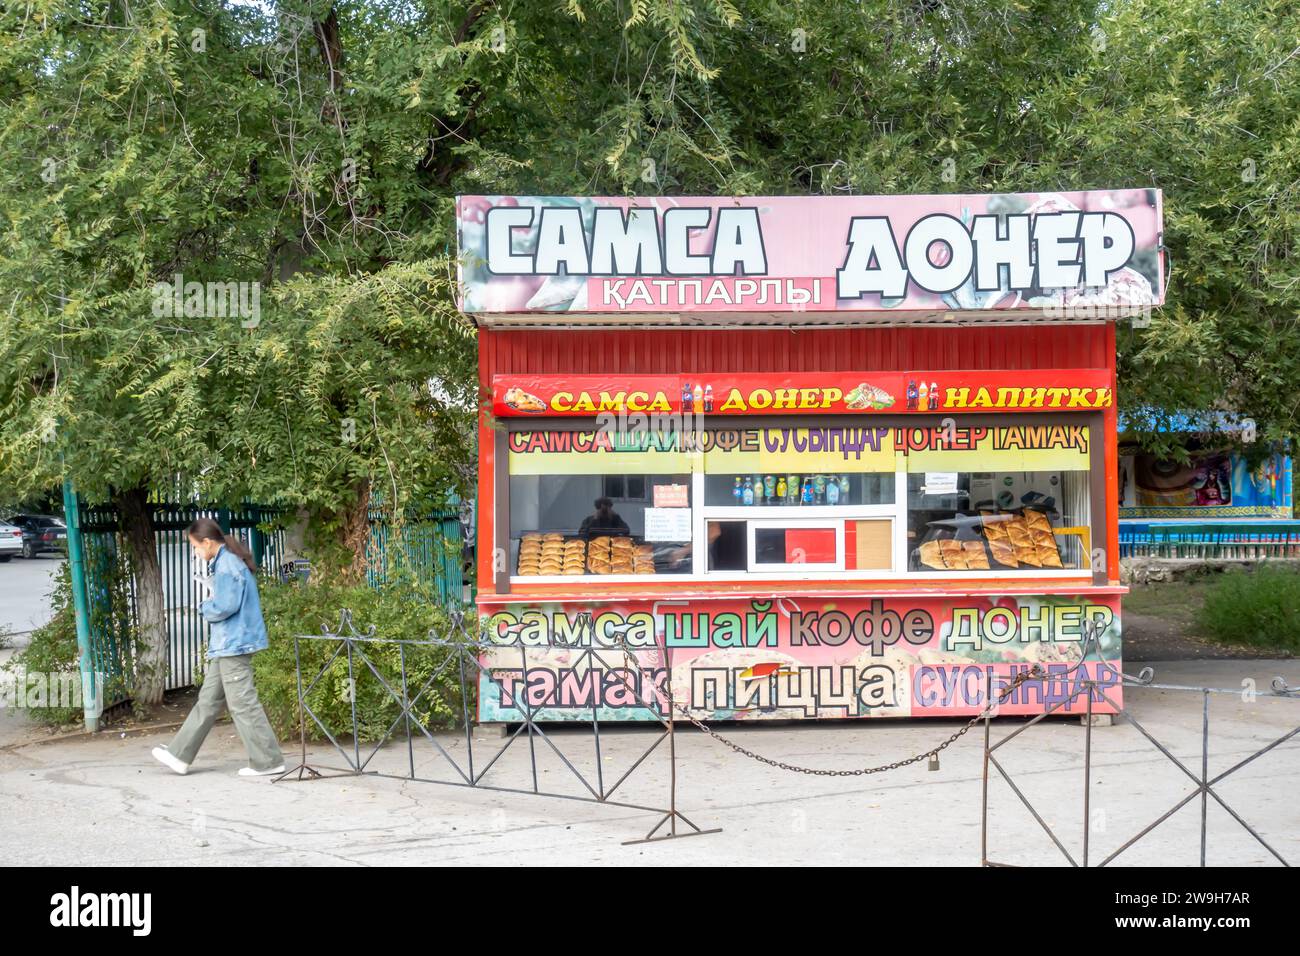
left=187, top=517, right=257, bottom=572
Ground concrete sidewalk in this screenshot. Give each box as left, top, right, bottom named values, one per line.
left=2, top=659, right=1296, bottom=866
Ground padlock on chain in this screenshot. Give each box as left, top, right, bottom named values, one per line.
left=927, top=752, right=940, bottom=772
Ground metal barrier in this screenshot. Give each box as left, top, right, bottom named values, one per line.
left=274, top=609, right=1065, bottom=843
left=981, top=665, right=1300, bottom=867
left=70, top=498, right=462, bottom=715
left=274, top=608, right=719, bottom=844
left=276, top=611, right=1297, bottom=860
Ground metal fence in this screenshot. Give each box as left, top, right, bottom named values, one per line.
left=79, top=503, right=288, bottom=707
left=74, top=500, right=463, bottom=715
left=276, top=608, right=717, bottom=844
left=1120, top=521, right=1300, bottom=559
left=364, top=507, right=465, bottom=606
left=981, top=666, right=1299, bottom=867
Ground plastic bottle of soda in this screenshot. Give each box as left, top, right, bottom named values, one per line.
left=703, top=384, right=714, bottom=413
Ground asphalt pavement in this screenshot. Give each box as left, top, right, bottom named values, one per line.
left=0, top=554, right=64, bottom=636
left=2, top=658, right=1296, bottom=866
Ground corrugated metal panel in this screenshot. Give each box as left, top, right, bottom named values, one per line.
left=479, top=326, right=1109, bottom=381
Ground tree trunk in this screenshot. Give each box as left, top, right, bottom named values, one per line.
left=116, top=486, right=167, bottom=709
left=336, top=478, right=372, bottom=584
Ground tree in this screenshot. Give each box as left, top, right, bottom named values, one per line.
left=0, top=0, right=479, bottom=704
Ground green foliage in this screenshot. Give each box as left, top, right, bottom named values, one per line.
left=4, top=558, right=138, bottom=725
left=1, top=0, right=1298, bottom=516
left=1201, top=564, right=1300, bottom=651
left=254, top=575, right=472, bottom=741
left=0, top=0, right=477, bottom=525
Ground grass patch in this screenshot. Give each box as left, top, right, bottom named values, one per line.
left=1201, top=564, right=1300, bottom=652
left=1122, top=575, right=1213, bottom=631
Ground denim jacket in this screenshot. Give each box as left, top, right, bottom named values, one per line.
left=201, top=546, right=269, bottom=658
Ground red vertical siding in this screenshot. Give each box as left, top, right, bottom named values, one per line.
left=478, top=325, right=1110, bottom=381
left=476, top=323, right=1119, bottom=593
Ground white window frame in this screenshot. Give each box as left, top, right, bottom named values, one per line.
left=746, top=517, right=844, bottom=575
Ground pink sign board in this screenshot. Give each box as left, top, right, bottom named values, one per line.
left=653, top=484, right=690, bottom=507
left=456, top=191, right=1164, bottom=317
left=476, top=593, right=1124, bottom=722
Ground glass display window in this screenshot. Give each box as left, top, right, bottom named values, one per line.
left=509, top=473, right=693, bottom=577
left=905, top=471, right=1091, bottom=572
left=502, top=418, right=1099, bottom=582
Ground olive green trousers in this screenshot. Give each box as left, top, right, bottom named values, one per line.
left=167, top=654, right=283, bottom=770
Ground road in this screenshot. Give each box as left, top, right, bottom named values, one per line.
left=0, top=554, right=64, bottom=636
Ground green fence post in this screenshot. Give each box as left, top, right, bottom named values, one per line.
left=249, top=522, right=265, bottom=568
left=61, top=479, right=99, bottom=733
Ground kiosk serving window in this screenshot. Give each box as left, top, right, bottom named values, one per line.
left=504, top=419, right=1098, bottom=581
left=899, top=420, right=1094, bottom=574
left=509, top=473, right=694, bottom=576
left=905, top=471, right=1091, bottom=572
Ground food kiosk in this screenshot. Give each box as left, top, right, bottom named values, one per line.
left=457, top=190, right=1165, bottom=722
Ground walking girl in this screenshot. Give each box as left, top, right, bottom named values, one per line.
left=152, top=518, right=284, bottom=776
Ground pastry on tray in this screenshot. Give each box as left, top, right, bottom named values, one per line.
left=919, top=540, right=946, bottom=570
left=961, top=540, right=990, bottom=570
left=1024, top=512, right=1052, bottom=535
left=987, top=539, right=1018, bottom=568
left=939, top=539, right=968, bottom=570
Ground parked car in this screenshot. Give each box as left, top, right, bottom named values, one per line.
left=7, top=514, right=67, bottom=559
left=0, top=521, right=22, bottom=562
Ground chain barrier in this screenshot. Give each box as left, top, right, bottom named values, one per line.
left=607, top=620, right=1103, bottom=778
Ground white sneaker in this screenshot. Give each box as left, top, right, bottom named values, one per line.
left=237, top=764, right=286, bottom=777
left=151, top=747, right=190, bottom=775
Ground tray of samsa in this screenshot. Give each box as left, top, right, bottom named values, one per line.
left=516, top=533, right=587, bottom=576
left=916, top=508, right=1062, bottom=571
left=586, top=535, right=656, bottom=575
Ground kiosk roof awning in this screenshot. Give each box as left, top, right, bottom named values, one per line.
left=471, top=308, right=1135, bottom=330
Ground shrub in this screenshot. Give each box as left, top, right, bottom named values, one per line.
left=254, top=574, right=473, bottom=742
left=1201, top=564, right=1300, bottom=652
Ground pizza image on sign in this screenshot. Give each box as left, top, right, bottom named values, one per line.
left=502, top=386, right=548, bottom=414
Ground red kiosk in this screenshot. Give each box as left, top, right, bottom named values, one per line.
left=457, top=190, right=1164, bottom=723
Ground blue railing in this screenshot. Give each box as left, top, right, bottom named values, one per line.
left=1119, top=520, right=1300, bottom=559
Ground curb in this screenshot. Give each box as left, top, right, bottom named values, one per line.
left=0, top=718, right=211, bottom=753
